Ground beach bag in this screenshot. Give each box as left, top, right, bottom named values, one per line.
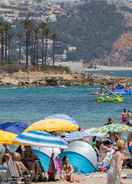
left=126, top=159, right=132, bottom=169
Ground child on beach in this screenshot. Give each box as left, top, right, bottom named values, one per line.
left=121, top=109, right=129, bottom=124
left=62, top=156, right=74, bottom=182
left=62, top=156, right=79, bottom=183
left=107, top=139, right=125, bottom=184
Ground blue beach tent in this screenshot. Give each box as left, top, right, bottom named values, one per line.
left=59, top=141, right=97, bottom=174
left=33, top=149, right=51, bottom=172
left=33, top=147, right=61, bottom=172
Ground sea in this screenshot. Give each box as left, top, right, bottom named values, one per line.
left=0, top=71, right=132, bottom=129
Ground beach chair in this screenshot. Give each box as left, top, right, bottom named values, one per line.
left=0, top=164, right=31, bottom=184
left=0, top=165, right=10, bottom=184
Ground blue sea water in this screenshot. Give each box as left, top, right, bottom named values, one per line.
left=89, top=70, right=132, bottom=78
left=0, top=86, right=132, bottom=128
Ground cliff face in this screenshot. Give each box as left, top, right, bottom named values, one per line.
left=51, top=0, right=132, bottom=66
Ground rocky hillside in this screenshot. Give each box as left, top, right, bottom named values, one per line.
left=51, top=0, right=132, bottom=66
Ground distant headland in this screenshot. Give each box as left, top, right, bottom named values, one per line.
left=0, top=64, right=132, bottom=88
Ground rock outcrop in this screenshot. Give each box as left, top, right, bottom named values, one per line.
left=0, top=71, right=132, bottom=87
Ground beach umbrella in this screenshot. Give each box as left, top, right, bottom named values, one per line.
left=84, top=128, right=106, bottom=137
left=0, top=122, right=28, bottom=134
left=46, top=114, right=79, bottom=125
left=25, top=118, right=79, bottom=133
left=0, top=130, right=17, bottom=145
left=97, top=123, right=132, bottom=134
left=15, top=130, right=68, bottom=149
left=64, top=131, right=89, bottom=142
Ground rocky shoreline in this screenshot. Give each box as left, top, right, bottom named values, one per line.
left=0, top=71, right=132, bottom=87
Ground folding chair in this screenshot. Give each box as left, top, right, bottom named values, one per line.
left=0, top=164, right=31, bottom=184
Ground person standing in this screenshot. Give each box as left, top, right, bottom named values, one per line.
left=107, top=139, right=125, bottom=184
left=48, top=153, right=56, bottom=181
left=105, top=118, right=114, bottom=125
left=121, top=108, right=129, bottom=124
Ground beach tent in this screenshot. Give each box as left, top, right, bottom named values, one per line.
left=59, top=141, right=97, bottom=174
left=25, top=118, right=79, bottom=133
left=32, top=147, right=60, bottom=172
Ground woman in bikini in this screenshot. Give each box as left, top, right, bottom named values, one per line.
left=107, top=139, right=125, bottom=184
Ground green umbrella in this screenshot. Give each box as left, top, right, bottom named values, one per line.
left=84, top=128, right=106, bottom=137
left=98, top=123, right=132, bottom=134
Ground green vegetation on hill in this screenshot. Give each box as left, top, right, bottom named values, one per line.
left=52, top=0, right=125, bottom=61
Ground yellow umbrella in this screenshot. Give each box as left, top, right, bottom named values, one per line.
left=0, top=130, right=17, bottom=145
left=25, top=118, right=79, bottom=133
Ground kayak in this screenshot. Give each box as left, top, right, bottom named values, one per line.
left=96, top=95, right=124, bottom=103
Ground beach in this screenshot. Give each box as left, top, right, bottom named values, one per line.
left=34, top=169, right=132, bottom=184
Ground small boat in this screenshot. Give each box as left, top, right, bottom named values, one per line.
left=113, top=85, right=132, bottom=95
left=96, top=85, right=124, bottom=103
left=96, top=94, right=124, bottom=103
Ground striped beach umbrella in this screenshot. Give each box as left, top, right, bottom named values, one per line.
left=25, top=118, right=79, bottom=133
left=15, top=130, right=68, bottom=149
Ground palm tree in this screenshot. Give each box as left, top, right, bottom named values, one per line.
left=51, top=33, right=56, bottom=65
left=33, top=25, right=39, bottom=65
left=4, top=22, right=11, bottom=62
left=0, top=22, right=5, bottom=63
left=23, top=18, right=33, bottom=66
left=16, top=32, right=22, bottom=64
left=44, top=26, right=50, bottom=65
left=40, top=22, right=47, bottom=65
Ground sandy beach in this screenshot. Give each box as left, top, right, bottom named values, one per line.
left=35, top=169, right=131, bottom=184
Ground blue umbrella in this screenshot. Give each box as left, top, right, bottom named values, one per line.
left=15, top=130, right=68, bottom=149
left=46, top=114, right=79, bottom=125
left=0, top=122, right=28, bottom=134
left=64, top=131, right=88, bottom=142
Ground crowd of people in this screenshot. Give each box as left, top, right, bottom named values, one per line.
left=93, top=130, right=132, bottom=184
left=0, top=110, right=132, bottom=184
left=1, top=130, right=132, bottom=184
left=105, top=108, right=132, bottom=126
left=1, top=145, right=78, bottom=183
